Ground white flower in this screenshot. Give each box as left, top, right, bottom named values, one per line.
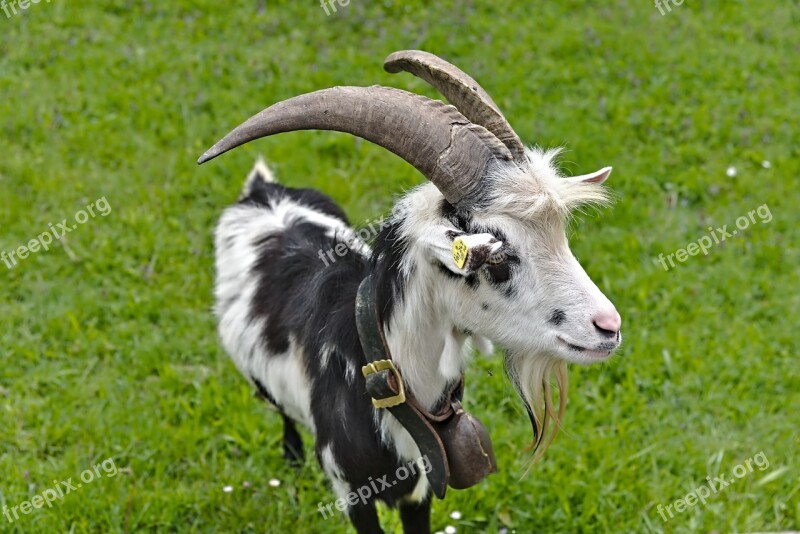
left=268, top=479, right=281, bottom=487
left=445, top=526, right=457, bottom=534
left=726, top=166, right=737, bottom=177
left=449, top=511, right=462, bottom=520
left=762, top=160, right=771, bottom=168
left=222, top=485, right=233, bottom=493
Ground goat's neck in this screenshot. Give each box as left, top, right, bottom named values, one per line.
left=383, top=272, right=469, bottom=411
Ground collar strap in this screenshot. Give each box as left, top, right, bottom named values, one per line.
left=356, top=275, right=451, bottom=498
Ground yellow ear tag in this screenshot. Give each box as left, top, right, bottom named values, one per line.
left=452, top=238, right=469, bottom=269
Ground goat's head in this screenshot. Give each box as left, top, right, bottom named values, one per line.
left=199, top=50, right=622, bottom=455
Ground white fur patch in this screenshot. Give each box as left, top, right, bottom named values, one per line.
left=344, top=360, right=358, bottom=386
left=320, top=445, right=350, bottom=499
left=241, top=157, right=276, bottom=198
left=484, top=147, right=611, bottom=219
left=319, top=342, right=335, bottom=371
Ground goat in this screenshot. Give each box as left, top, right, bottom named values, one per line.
left=199, top=50, right=622, bottom=534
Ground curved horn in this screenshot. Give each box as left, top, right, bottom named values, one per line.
left=384, top=50, right=526, bottom=162
left=198, top=85, right=511, bottom=205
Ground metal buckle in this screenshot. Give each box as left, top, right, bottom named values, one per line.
left=361, top=359, right=406, bottom=408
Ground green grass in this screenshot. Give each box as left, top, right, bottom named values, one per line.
left=1, top=0, right=798, bottom=532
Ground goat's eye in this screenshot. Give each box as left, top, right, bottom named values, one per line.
left=486, top=251, right=508, bottom=265
left=483, top=248, right=516, bottom=285
left=484, top=255, right=512, bottom=284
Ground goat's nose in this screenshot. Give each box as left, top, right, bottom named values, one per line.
left=593, top=309, right=621, bottom=337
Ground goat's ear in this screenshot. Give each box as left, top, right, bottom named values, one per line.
left=421, top=227, right=503, bottom=276
left=569, top=166, right=612, bottom=184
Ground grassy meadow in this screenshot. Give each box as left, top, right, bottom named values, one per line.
left=0, top=1, right=798, bottom=532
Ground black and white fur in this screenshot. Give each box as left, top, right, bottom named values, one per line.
left=214, top=151, right=621, bottom=533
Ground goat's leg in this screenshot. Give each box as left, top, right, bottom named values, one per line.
left=281, top=414, right=304, bottom=465
left=347, top=501, right=383, bottom=534
left=252, top=378, right=304, bottom=464
left=399, top=496, right=431, bottom=534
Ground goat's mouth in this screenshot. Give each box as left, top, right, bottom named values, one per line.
left=556, top=336, right=615, bottom=359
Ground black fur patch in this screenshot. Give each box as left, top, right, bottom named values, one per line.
left=282, top=414, right=305, bottom=465
left=439, top=199, right=471, bottom=232
left=242, top=180, right=350, bottom=224
left=465, top=273, right=479, bottom=288
left=371, top=220, right=410, bottom=326
left=249, top=231, right=291, bottom=354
